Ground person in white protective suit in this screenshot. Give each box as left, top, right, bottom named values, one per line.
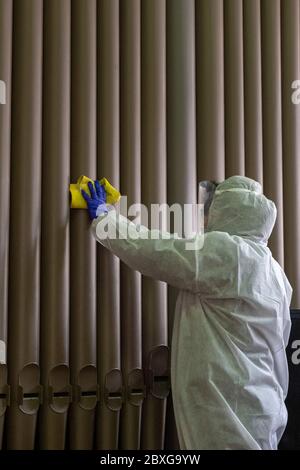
left=82, top=175, right=292, bottom=450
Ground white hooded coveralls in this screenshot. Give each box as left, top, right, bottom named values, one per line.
left=91, top=176, right=292, bottom=450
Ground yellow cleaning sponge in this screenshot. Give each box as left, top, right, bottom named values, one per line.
left=70, top=175, right=121, bottom=209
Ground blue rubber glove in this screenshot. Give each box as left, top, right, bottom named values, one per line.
left=81, top=180, right=108, bottom=220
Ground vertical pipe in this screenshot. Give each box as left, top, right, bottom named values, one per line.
left=96, top=0, right=121, bottom=450
left=243, top=0, right=263, bottom=184
left=195, top=0, right=225, bottom=182
left=39, top=0, right=71, bottom=449
left=281, top=0, right=300, bottom=305
left=166, top=0, right=197, bottom=450
left=7, top=0, right=43, bottom=450
left=224, top=0, right=245, bottom=176
left=141, top=0, right=169, bottom=450
left=69, top=0, right=97, bottom=449
left=119, top=0, right=143, bottom=450
left=261, top=0, right=284, bottom=266
left=0, top=0, right=12, bottom=449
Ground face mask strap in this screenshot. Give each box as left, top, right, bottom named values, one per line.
left=214, top=188, right=261, bottom=196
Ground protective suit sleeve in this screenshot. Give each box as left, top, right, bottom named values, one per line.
left=91, top=209, right=203, bottom=292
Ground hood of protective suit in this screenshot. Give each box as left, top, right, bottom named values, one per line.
left=206, top=176, right=277, bottom=245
